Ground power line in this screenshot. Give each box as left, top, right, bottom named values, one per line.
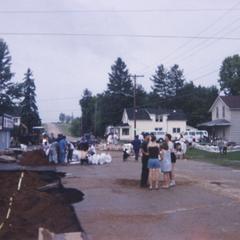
left=1, top=32, right=240, bottom=40
left=166, top=16, right=240, bottom=64
left=145, top=1, right=240, bottom=67
left=190, top=69, right=219, bottom=82
left=189, top=45, right=240, bottom=77
left=1, top=9, right=240, bottom=14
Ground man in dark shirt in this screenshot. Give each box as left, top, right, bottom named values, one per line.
left=132, top=135, right=142, bottom=161
left=140, top=133, right=150, bottom=188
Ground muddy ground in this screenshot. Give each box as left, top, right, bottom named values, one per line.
left=0, top=171, right=83, bottom=240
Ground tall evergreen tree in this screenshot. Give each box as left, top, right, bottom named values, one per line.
left=151, top=64, right=168, bottom=98
left=20, top=69, right=41, bottom=131
left=0, top=39, right=17, bottom=113
left=168, top=64, right=185, bottom=96
left=107, top=57, right=133, bottom=95
left=79, top=89, right=95, bottom=133
left=103, top=57, right=133, bottom=126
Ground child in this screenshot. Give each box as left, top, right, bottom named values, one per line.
left=122, top=144, right=132, bottom=161
left=80, top=149, right=89, bottom=165
left=160, top=143, right=172, bottom=188
left=123, top=148, right=130, bottom=161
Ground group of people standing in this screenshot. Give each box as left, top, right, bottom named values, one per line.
left=42, top=134, right=74, bottom=164
left=140, top=133, right=176, bottom=190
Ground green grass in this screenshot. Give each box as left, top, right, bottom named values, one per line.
left=186, top=148, right=240, bottom=168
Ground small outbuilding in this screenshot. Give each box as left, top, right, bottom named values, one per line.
left=0, top=114, right=14, bottom=150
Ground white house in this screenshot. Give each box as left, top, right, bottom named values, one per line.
left=116, top=108, right=187, bottom=141
left=198, top=95, right=240, bottom=143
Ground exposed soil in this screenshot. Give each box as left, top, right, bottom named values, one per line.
left=20, top=150, right=53, bottom=166
left=0, top=171, right=83, bottom=240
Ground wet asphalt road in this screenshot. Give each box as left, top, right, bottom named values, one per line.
left=59, top=152, right=240, bottom=240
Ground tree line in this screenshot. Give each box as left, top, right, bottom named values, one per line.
left=79, top=55, right=240, bottom=137
left=0, top=39, right=41, bottom=131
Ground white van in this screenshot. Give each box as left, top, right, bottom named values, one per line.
left=184, top=130, right=208, bottom=142
left=142, top=130, right=166, bottom=142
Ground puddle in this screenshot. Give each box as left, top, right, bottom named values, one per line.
left=115, top=178, right=140, bottom=187
left=210, top=181, right=223, bottom=186
left=42, top=187, right=84, bottom=204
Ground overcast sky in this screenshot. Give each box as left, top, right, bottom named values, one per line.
left=0, top=0, right=240, bottom=122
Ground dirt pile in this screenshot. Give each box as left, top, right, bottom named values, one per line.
left=0, top=171, right=83, bottom=240
left=20, top=150, right=52, bottom=166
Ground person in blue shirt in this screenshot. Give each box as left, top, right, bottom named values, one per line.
left=131, top=135, right=141, bottom=161
left=58, top=135, right=67, bottom=164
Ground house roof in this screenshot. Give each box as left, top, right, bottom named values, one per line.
left=146, top=108, right=169, bottom=115
left=220, top=96, right=240, bottom=109
left=197, top=119, right=231, bottom=127
left=168, top=110, right=187, bottom=121
left=125, top=108, right=187, bottom=121
left=126, top=108, right=151, bottom=120
left=118, top=122, right=130, bottom=127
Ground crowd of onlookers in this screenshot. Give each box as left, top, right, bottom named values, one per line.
left=122, top=133, right=188, bottom=190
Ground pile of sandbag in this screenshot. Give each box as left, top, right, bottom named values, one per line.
left=88, top=153, right=112, bottom=165
left=98, top=143, right=122, bottom=151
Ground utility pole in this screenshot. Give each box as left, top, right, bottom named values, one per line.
left=130, top=74, right=144, bottom=138
left=94, top=100, right=98, bottom=136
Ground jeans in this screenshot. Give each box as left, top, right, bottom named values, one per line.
left=134, top=149, right=140, bottom=161
left=59, top=151, right=66, bottom=163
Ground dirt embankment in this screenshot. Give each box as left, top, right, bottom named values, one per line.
left=20, top=149, right=52, bottom=166
left=0, top=171, right=83, bottom=240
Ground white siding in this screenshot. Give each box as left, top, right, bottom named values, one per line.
left=122, top=110, right=129, bottom=124
left=229, top=110, right=240, bottom=143
left=167, top=121, right=187, bottom=138
left=211, top=98, right=231, bottom=121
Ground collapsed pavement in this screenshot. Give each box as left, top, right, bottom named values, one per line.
left=0, top=150, right=86, bottom=240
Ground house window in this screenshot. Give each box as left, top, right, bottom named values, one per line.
left=155, top=128, right=162, bottom=131
left=173, top=128, right=181, bottom=133
left=155, top=115, right=163, bottom=122
left=122, top=128, right=129, bottom=136
left=216, top=107, right=219, bottom=119
left=222, top=106, right=225, bottom=118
